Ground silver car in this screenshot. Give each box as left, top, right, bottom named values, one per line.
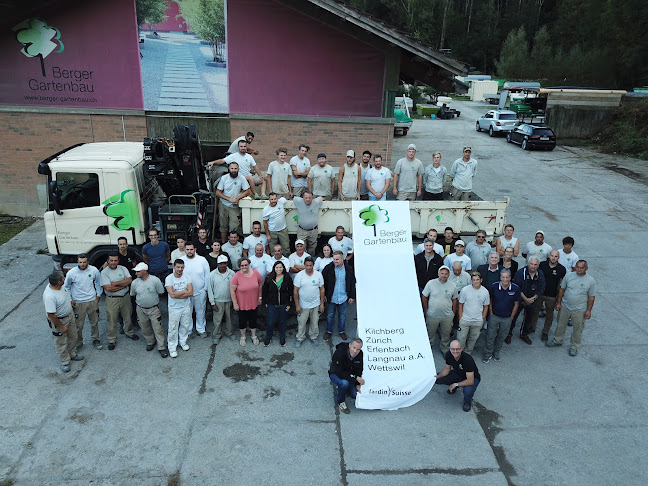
left=476, top=110, right=520, bottom=137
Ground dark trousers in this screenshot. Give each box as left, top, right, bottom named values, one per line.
left=436, top=371, right=480, bottom=403
left=508, top=302, right=536, bottom=337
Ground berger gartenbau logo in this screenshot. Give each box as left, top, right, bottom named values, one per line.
left=13, top=18, right=64, bottom=77
left=359, top=204, right=389, bottom=237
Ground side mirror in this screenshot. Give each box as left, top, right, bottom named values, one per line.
left=49, top=180, right=63, bottom=215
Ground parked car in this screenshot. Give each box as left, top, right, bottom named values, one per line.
left=506, top=124, right=556, bottom=150
left=476, top=110, right=520, bottom=136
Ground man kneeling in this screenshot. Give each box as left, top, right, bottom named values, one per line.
left=434, top=339, right=481, bottom=412
left=328, top=338, right=365, bottom=414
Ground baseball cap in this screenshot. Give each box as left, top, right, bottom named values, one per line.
left=439, top=265, right=450, bottom=273
left=407, top=143, right=417, bottom=150
left=455, top=240, right=466, bottom=246
left=133, top=262, right=148, bottom=271
left=295, top=239, right=305, bottom=246
left=346, top=150, right=355, bottom=157
left=217, top=255, right=229, bottom=263
left=317, top=153, right=327, bottom=159
left=536, top=230, right=545, bottom=236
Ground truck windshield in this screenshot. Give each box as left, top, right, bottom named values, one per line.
left=57, top=172, right=100, bottom=209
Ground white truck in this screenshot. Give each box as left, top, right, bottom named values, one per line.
left=38, top=127, right=509, bottom=269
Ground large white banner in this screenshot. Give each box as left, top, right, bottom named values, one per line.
left=352, top=201, right=436, bottom=410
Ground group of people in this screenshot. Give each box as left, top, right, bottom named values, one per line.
left=209, top=136, right=480, bottom=244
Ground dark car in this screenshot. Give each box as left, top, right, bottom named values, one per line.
left=506, top=124, right=556, bottom=150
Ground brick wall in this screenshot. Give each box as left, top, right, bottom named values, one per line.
left=0, top=109, right=147, bottom=216
left=229, top=116, right=394, bottom=173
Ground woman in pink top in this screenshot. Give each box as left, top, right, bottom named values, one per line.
left=230, top=258, right=263, bottom=346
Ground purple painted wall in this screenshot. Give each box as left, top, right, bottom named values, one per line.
left=0, top=0, right=143, bottom=110
left=227, top=0, right=385, bottom=117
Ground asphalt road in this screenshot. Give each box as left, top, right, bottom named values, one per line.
left=1, top=100, right=647, bottom=485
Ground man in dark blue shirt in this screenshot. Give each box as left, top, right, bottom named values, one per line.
left=142, top=228, right=171, bottom=282
left=483, top=269, right=521, bottom=363
left=506, top=257, right=545, bottom=345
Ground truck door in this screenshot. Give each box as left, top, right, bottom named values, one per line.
left=103, top=169, right=142, bottom=246
left=51, top=170, right=112, bottom=254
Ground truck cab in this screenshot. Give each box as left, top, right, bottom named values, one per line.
left=38, top=142, right=149, bottom=268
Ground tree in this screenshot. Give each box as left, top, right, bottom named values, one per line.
left=178, top=0, right=225, bottom=60
left=359, top=205, right=390, bottom=237
left=495, top=27, right=528, bottom=80
left=529, top=25, right=551, bottom=80
left=135, top=0, right=168, bottom=26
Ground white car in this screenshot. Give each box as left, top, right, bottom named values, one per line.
left=476, top=110, right=520, bottom=137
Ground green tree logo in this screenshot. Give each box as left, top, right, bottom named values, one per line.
left=13, top=18, right=64, bottom=77
left=103, top=190, right=140, bottom=231
left=359, top=205, right=389, bottom=237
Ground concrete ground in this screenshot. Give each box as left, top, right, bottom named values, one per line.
left=1, top=100, right=648, bottom=485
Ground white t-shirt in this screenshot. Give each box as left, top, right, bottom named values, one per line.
left=180, top=254, right=210, bottom=292
left=422, top=279, right=458, bottom=318
left=165, top=273, right=192, bottom=309
left=308, top=164, right=335, bottom=197
left=293, top=270, right=324, bottom=308
left=243, top=234, right=268, bottom=254
left=558, top=249, right=579, bottom=270
left=444, top=253, right=472, bottom=272
left=314, top=256, right=333, bottom=273
left=499, top=236, right=518, bottom=251
left=524, top=241, right=553, bottom=263
left=394, top=157, right=424, bottom=192
left=364, top=166, right=392, bottom=194
left=266, top=256, right=291, bottom=276
left=328, top=236, right=353, bottom=255
left=267, top=160, right=292, bottom=194
left=170, top=248, right=185, bottom=262
left=288, top=251, right=311, bottom=278
left=414, top=242, right=444, bottom=257
left=222, top=242, right=244, bottom=271
left=224, top=152, right=256, bottom=178
left=217, top=174, right=250, bottom=208
left=248, top=254, right=270, bottom=281
left=262, top=197, right=288, bottom=232
left=459, top=285, right=490, bottom=321
left=290, top=155, right=311, bottom=188
left=227, top=136, right=246, bottom=154
left=43, top=285, right=73, bottom=317
left=449, top=271, right=472, bottom=293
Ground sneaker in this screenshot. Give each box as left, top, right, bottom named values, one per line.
left=338, top=402, right=350, bottom=414
left=545, top=340, right=562, bottom=347
left=323, top=332, right=332, bottom=340
left=197, top=332, right=208, bottom=339
left=108, top=343, right=116, bottom=350
left=212, top=337, right=220, bottom=345
left=61, top=364, right=71, bottom=373
left=311, top=338, right=319, bottom=346
left=180, top=343, right=190, bottom=351
left=541, top=333, right=549, bottom=342
left=169, top=350, right=178, bottom=358
left=482, top=355, right=491, bottom=364
left=295, top=340, right=303, bottom=348
left=159, top=349, right=169, bottom=358
left=569, top=347, right=578, bottom=357
left=264, top=339, right=271, bottom=347
left=493, top=354, right=500, bottom=362
left=70, top=355, right=84, bottom=361
left=463, top=401, right=472, bottom=412
left=92, top=340, right=103, bottom=350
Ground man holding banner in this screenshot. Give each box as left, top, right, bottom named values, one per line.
left=435, top=340, right=481, bottom=412
left=329, top=338, right=365, bottom=414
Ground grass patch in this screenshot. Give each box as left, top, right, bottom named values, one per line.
left=448, top=94, right=471, bottom=101
left=597, top=99, right=648, bottom=160
left=0, top=215, right=36, bottom=246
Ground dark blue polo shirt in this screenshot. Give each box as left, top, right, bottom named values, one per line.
left=490, top=282, right=521, bottom=317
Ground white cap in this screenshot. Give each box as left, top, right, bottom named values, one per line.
left=217, top=255, right=229, bottom=263
left=295, top=239, right=305, bottom=246
left=133, top=262, right=148, bottom=272
left=536, top=230, right=545, bottom=236
left=346, top=150, right=355, bottom=157
left=439, top=265, right=450, bottom=273
left=407, top=143, right=417, bottom=150
left=455, top=240, right=466, bottom=246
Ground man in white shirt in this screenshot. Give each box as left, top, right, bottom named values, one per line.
left=364, top=154, right=392, bottom=201
left=289, top=239, right=311, bottom=279
left=64, top=253, right=103, bottom=349
left=458, top=272, right=490, bottom=353
left=421, top=265, right=458, bottom=355
left=558, top=236, right=578, bottom=271
left=266, top=244, right=291, bottom=276
left=215, top=162, right=250, bottom=243
left=267, top=147, right=292, bottom=199
left=290, top=144, right=311, bottom=198
left=293, top=257, right=324, bottom=347
left=450, top=147, right=478, bottom=201
left=207, top=255, right=235, bottom=345
left=242, top=220, right=269, bottom=257
left=263, top=193, right=290, bottom=257
left=165, top=260, right=193, bottom=358
left=226, top=132, right=258, bottom=155
left=414, top=228, right=444, bottom=257
left=181, top=242, right=210, bottom=338
left=130, top=262, right=167, bottom=357
left=209, top=139, right=265, bottom=198
left=249, top=243, right=270, bottom=282
left=393, top=144, right=423, bottom=201
left=308, top=153, right=335, bottom=200
left=522, top=230, right=553, bottom=263
left=444, top=240, right=472, bottom=272
left=328, top=226, right=353, bottom=260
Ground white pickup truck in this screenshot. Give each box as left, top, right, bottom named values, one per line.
left=38, top=138, right=509, bottom=268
